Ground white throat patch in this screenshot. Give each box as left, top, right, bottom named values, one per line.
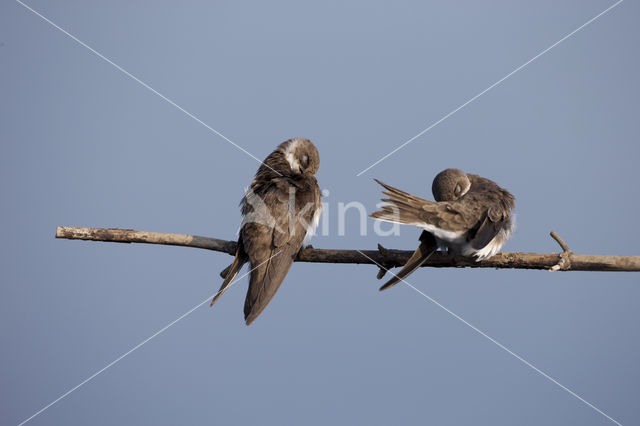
left=460, top=183, right=470, bottom=198
left=284, top=140, right=302, bottom=173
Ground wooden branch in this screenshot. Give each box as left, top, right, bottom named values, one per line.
left=55, top=226, right=640, bottom=272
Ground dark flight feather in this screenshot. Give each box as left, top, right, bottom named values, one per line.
left=379, top=231, right=437, bottom=291
left=210, top=238, right=248, bottom=307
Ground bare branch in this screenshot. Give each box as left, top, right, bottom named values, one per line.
left=55, top=226, right=640, bottom=272
left=550, top=230, right=571, bottom=253
left=549, top=230, right=573, bottom=272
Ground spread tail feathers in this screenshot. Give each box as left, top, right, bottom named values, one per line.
left=380, top=231, right=437, bottom=290
left=370, top=179, right=435, bottom=226
left=210, top=250, right=247, bottom=307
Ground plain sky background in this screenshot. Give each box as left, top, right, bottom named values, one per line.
left=2, top=1, right=639, bottom=425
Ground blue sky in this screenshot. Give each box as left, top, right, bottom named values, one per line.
left=2, top=1, right=639, bottom=425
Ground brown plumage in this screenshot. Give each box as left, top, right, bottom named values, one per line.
left=211, top=138, right=322, bottom=325
left=371, top=169, right=515, bottom=289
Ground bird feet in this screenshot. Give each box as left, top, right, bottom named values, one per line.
left=375, top=244, right=395, bottom=279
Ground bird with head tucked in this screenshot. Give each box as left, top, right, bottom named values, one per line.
left=211, top=138, right=322, bottom=325
left=371, top=168, right=515, bottom=290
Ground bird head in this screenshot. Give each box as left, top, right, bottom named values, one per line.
left=281, top=138, right=320, bottom=176
left=432, top=168, right=471, bottom=202
left=254, top=138, right=320, bottom=181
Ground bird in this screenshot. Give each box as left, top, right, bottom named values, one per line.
left=370, top=168, right=515, bottom=290
left=211, top=138, right=322, bottom=325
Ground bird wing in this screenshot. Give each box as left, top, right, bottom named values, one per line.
left=370, top=179, right=475, bottom=242
left=462, top=176, right=515, bottom=251
left=370, top=179, right=436, bottom=225
left=242, top=177, right=321, bottom=325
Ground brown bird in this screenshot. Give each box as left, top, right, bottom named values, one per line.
left=211, top=138, right=322, bottom=325
left=371, top=168, right=515, bottom=290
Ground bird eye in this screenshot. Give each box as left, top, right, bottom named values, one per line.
left=454, top=184, right=462, bottom=195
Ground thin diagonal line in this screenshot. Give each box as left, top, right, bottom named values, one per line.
left=15, top=0, right=281, bottom=176
left=356, top=250, right=622, bottom=425
left=356, top=0, right=623, bottom=176
left=17, top=251, right=281, bottom=426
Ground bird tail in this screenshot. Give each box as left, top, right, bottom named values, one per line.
left=210, top=244, right=247, bottom=307
left=370, top=179, right=435, bottom=226
left=243, top=250, right=293, bottom=326
left=219, top=264, right=232, bottom=279
left=379, top=231, right=437, bottom=291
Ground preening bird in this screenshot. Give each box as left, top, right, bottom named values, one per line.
left=211, top=138, right=322, bottom=325
left=371, top=168, right=515, bottom=290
